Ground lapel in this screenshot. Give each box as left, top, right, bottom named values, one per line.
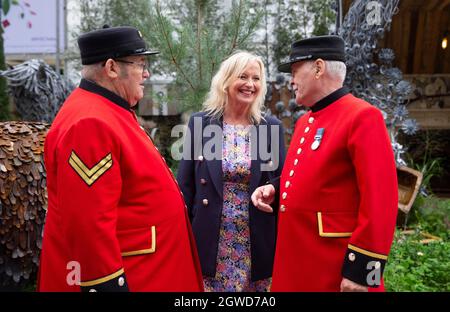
left=204, top=115, right=224, bottom=200
left=249, top=118, right=269, bottom=193
left=203, top=115, right=271, bottom=198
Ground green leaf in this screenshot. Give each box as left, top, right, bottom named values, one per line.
left=2, top=0, right=11, bottom=16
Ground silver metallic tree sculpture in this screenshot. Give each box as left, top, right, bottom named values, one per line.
left=0, top=59, right=74, bottom=123
left=339, top=0, right=418, bottom=166
left=266, top=0, right=418, bottom=166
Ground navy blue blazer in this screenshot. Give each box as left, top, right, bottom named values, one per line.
left=176, top=111, right=286, bottom=281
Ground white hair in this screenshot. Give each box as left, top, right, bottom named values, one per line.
left=325, top=60, right=347, bottom=82
left=81, top=63, right=104, bottom=81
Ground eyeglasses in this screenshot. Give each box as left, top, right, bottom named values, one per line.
left=114, top=59, right=150, bottom=73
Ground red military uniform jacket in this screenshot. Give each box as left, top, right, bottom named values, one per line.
left=38, top=79, right=203, bottom=292
left=271, top=87, right=398, bottom=292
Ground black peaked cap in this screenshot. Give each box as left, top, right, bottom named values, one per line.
left=278, top=35, right=345, bottom=73
left=78, top=25, right=159, bottom=65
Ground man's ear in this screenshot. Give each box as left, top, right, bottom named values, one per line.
left=314, top=59, right=325, bottom=78
left=104, top=59, right=119, bottom=79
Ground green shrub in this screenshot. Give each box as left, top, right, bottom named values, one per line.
left=412, top=196, right=449, bottom=239
left=385, top=196, right=450, bottom=292
left=385, top=230, right=449, bottom=291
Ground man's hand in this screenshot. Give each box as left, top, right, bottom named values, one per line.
left=340, top=278, right=368, bottom=292
left=251, top=184, right=275, bottom=213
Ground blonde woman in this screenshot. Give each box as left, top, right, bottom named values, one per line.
left=177, top=51, right=286, bottom=292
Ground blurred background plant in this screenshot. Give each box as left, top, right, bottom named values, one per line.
left=145, top=0, right=264, bottom=112
left=404, top=130, right=445, bottom=196
left=386, top=129, right=448, bottom=292
left=339, top=0, right=419, bottom=167
left=385, top=124, right=449, bottom=292
left=384, top=222, right=449, bottom=292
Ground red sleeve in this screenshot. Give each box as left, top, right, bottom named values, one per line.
left=57, top=117, right=128, bottom=291
left=342, top=106, right=398, bottom=287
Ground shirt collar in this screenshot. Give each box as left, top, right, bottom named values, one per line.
left=79, top=78, right=132, bottom=112
left=310, top=86, right=350, bottom=113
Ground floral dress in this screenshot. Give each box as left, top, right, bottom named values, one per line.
left=203, top=123, right=271, bottom=292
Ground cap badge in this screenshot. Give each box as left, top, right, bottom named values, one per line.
left=293, top=55, right=313, bottom=62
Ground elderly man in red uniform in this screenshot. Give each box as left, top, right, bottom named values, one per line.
left=38, top=26, right=203, bottom=292
left=252, top=35, right=398, bottom=292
